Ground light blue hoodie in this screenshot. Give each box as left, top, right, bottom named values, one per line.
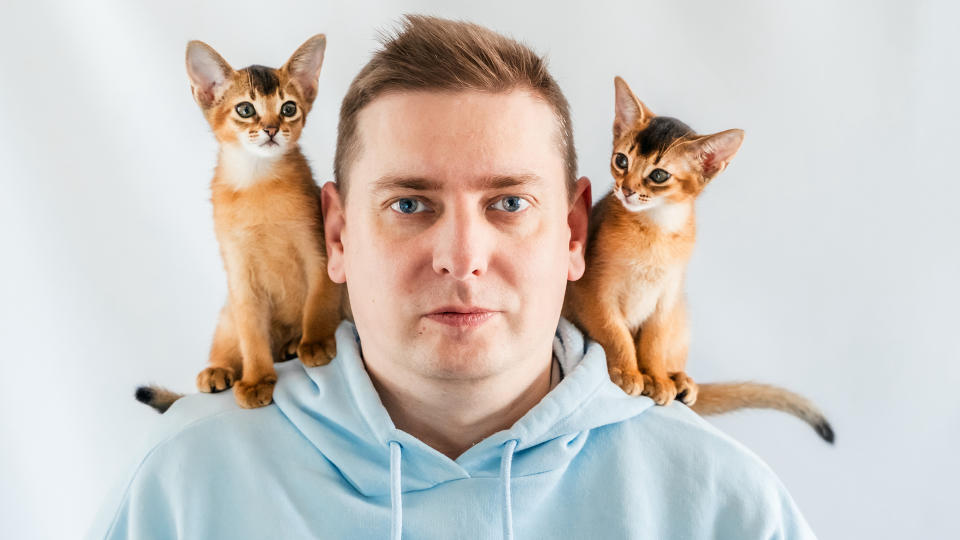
left=89, top=319, right=815, bottom=539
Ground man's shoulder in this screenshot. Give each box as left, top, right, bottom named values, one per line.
left=590, top=401, right=815, bottom=537
left=132, top=391, right=294, bottom=468
left=603, top=400, right=786, bottom=483
left=109, top=392, right=313, bottom=505
left=87, top=393, right=264, bottom=539
left=148, top=391, right=256, bottom=439
left=606, top=398, right=735, bottom=441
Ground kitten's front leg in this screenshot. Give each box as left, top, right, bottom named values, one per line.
left=198, top=303, right=242, bottom=392
left=635, top=322, right=676, bottom=405
left=229, top=281, right=278, bottom=408
left=637, top=298, right=695, bottom=406
left=298, top=261, right=341, bottom=367
left=573, top=295, right=644, bottom=396
left=660, top=298, right=697, bottom=406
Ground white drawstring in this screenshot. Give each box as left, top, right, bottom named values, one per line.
left=389, top=441, right=403, bottom=540
left=500, top=439, right=519, bottom=540
left=390, top=438, right=518, bottom=539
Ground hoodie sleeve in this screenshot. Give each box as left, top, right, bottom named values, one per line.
left=753, top=469, right=818, bottom=539
left=701, top=431, right=818, bottom=539
left=85, top=445, right=180, bottom=540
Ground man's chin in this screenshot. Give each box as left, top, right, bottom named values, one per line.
left=413, top=317, right=507, bottom=379
left=419, top=349, right=502, bottom=380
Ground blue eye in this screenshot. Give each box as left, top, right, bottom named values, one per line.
left=491, top=196, right=529, bottom=213
left=390, top=198, right=428, bottom=214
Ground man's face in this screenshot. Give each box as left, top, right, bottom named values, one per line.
left=325, top=89, right=588, bottom=382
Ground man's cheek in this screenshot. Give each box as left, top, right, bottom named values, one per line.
left=368, top=251, right=418, bottom=300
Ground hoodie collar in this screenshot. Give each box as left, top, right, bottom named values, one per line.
left=272, top=318, right=654, bottom=497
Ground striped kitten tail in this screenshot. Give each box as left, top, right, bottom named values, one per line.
left=692, top=382, right=834, bottom=444
left=135, top=385, right=184, bottom=414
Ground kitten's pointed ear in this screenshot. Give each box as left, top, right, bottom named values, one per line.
left=185, top=41, right=234, bottom=109
left=687, top=129, right=745, bottom=182
left=613, top=77, right=654, bottom=139
left=284, top=34, right=326, bottom=105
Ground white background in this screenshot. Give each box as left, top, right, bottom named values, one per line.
left=2, top=0, right=958, bottom=538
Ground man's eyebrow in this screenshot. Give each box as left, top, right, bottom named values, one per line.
left=371, top=175, right=443, bottom=193
left=479, top=174, right=544, bottom=190
left=371, top=173, right=544, bottom=193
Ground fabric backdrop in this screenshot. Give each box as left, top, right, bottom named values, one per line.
left=1, top=0, right=957, bottom=538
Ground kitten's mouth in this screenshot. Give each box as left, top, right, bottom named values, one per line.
left=615, top=188, right=656, bottom=212
left=261, top=140, right=280, bottom=147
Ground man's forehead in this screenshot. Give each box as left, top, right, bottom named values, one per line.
left=350, top=88, right=566, bottom=192
left=362, top=86, right=553, bottom=120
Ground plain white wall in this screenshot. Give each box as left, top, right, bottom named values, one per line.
left=1, top=0, right=957, bottom=538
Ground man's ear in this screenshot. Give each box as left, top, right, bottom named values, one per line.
left=567, top=176, right=592, bottom=281
left=321, top=181, right=347, bottom=284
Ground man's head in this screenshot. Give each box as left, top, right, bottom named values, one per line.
left=322, top=16, right=590, bottom=384
left=333, top=15, right=578, bottom=203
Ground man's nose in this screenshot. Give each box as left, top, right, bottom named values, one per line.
left=432, top=207, right=490, bottom=280
left=263, top=126, right=279, bottom=138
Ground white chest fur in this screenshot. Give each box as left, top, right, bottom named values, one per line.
left=217, top=144, right=280, bottom=190
left=643, top=201, right=691, bottom=233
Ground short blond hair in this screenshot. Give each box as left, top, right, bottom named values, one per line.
left=334, top=15, right=577, bottom=200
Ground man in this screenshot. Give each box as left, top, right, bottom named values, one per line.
left=89, top=15, right=815, bottom=539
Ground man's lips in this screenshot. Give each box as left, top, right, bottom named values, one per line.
left=424, top=307, right=497, bottom=328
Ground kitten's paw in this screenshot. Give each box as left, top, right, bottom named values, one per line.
left=298, top=337, right=337, bottom=367
left=196, top=366, right=236, bottom=393
left=608, top=367, right=645, bottom=396
left=282, top=340, right=299, bottom=361
left=671, top=372, right=698, bottom=406
left=640, top=372, right=677, bottom=405
left=233, top=375, right=277, bottom=409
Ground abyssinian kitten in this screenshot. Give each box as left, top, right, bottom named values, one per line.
left=138, top=35, right=344, bottom=411
left=563, top=77, right=833, bottom=442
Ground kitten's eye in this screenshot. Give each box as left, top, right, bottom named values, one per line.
left=614, top=153, right=629, bottom=170
left=389, top=198, right=429, bottom=214
left=490, top=196, right=530, bottom=213
left=648, top=168, right=671, bottom=184
left=235, top=102, right=256, bottom=118
left=281, top=101, right=297, bottom=117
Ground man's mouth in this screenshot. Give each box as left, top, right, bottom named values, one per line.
left=425, top=307, right=497, bottom=328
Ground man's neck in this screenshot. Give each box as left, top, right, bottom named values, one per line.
left=365, top=349, right=554, bottom=460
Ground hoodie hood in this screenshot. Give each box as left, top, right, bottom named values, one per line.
left=272, top=317, right=654, bottom=498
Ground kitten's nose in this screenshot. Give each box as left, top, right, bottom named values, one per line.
left=263, top=126, right=278, bottom=138
left=621, top=186, right=634, bottom=197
